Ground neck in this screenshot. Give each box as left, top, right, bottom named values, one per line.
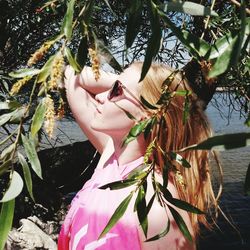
left=111, top=134, right=147, bottom=166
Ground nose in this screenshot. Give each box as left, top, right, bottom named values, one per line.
left=95, top=91, right=108, bottom=104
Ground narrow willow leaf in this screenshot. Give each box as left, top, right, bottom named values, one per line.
left=168, top=205, right=193, bottom=242
left=9, top=68, right=40, bottom=78
left=161, top=1, right=218, bottom=16
left=208, top=32, right=236, bottom=60
left=130, top=120, right=148, bottom=137
left=122, top=135, right=136, bottom=146
left=114, top=102, right=136, bottom=120
left=18, top=152, right=35, bottom=201
left=9, top=106, right=26, bottom=123
left=99, top=193, right=133, bottom=239
left=146, top=193, right=156, bottom=215
left=180, top=132, right=250, bottom=152
left=103, top=0, right=115, bottom=16
left=98, top=41, right=123, bottom=73
left=126, top=164, right=148, bottom=180
left=144, top=117, right=156, bottom=139
left=0, top=129, right=17, bottom=147
left=140, top=0, right=162, bottom=81
left=140, top=96, right=158, bottom=110
left=31, top=98, right=46, bottom=137
left=0, top=171, right=23, bottom=202
left=158, top=10, right=210, bottom=59
left=21, top=134, right=42, bottom=179
left=61, top=0, right=75, bottom=39
left=208, top=35, right=238, bottom=77
left=76, top=35, right=88, bottom=68
left=36, top=54, right=56, bottom=83
left=0, top=144, right=15, bottom=160
left=170, top=197, right=204, bottom=214
left=0, top=199, right=15, bottom=250
left=0, top=100, right=21, bottom=110
left=145, top=219, right=170, bottom=242
left=64, top=47, right=81, bottom=72
left=134, top=185, right=148, bottom=237
left=0, top=160, right=12, bottom=176
left=0, top=112, right=12, bottom=127
left=126, top=0, right=143, bottom=48
left=99, top=179, right=138, bottom=190
left=170, top=152, right=191, bottom=168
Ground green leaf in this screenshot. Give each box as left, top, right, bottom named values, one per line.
left=76, top=35, right=88, bottom=69
left=64, top=47, right=81, bottom=72
left=36, top=54, right=56, bottom=83
left=9, top=68, right=40, bottom=78
left=134, top=185, right=148, bottom=237
left=61, top=0, right=75, bottom=39
left=21, top=134, right=42, bottom=179
left=99, top=179, right=138, bottom=190
left=0, top=100, right=21, bottom=110
left=140, top=0, right=162, bottom=81
left=145, top=219, right=170, bottom=242
left=160, top=1, right=218, bottom=16
left=0, top=144, right=15, bottom=160
left=169, top=152, right=191, bottom=168
left=208, top=35, right=238, bottom=77
left=18, top=152, right=35, bottom=202
left=180, top=132, right=250, bottom=152
left=9, top=106, right=26, bottom=123
left=130, top=120, right=148, bottom=137
left=244, top=163, right=250, bottom=195
left=0, top=160, right=12, bottom=176
left=99, top=192, right=133, bottom=239
left=0, top=199, right=15, bottom=250
left=208, top=32, right=236, bottom=60
left=168, top=205, right=193, bottom=242
left=126, top=164, right=148, bottom=180
left=158, top=10, right=210, bottom=59
left=31, top=98, right=46, bottom=137
left=98, top=41, right=123, bottom=73
left=126, top=0, right=143, bottom=48
left=0, top=113, right=12, bottom=127
left=0, top=171, right=23, bottom=202
left=170, top=198, right=204, bottom=214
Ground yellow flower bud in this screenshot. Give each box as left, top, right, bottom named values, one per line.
left=44, top=95, right=56, bottom=138
left=10, top=76, right=32, bottom=96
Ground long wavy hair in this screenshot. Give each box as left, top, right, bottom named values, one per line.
left=133, top=62, right=218, bottom=238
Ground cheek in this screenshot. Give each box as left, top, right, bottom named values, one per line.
left=91, top=103, right=136, bottom=133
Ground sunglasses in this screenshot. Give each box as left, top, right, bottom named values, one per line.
left=107, top=80, right=144, bottom=108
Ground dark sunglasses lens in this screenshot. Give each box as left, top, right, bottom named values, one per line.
left=109, top=81, right=123, bottom=100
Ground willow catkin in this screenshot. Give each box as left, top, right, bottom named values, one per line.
left=48, top=54, right=65, bottom=90
left=27, top=42, right=53, bottom=66
left=44, top=95, right=56, bottom=138
left=10, top=76, right=32, bottom=96
left=88, top=48, right=100, bottom=81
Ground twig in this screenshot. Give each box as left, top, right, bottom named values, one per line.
left=229, top=0, right=250, bottom=15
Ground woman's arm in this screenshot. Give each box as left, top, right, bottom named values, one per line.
left=64, top=66, right=118, bottom=153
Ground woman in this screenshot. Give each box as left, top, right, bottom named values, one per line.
left=58, top=62, right=217, bottom=250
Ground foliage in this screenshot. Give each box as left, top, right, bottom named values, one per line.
left=0, top=0, right=249, bottom=248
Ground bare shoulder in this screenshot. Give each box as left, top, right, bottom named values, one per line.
left=138, top=174, right=196, bottom=250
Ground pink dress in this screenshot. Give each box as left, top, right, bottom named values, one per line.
left=58, top=154, right=144, bottom=250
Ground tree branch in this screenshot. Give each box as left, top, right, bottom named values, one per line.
left=229, top=0, right=250, bottom=15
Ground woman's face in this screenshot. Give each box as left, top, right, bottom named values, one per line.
left=91, top=65, right=145, bottom=138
